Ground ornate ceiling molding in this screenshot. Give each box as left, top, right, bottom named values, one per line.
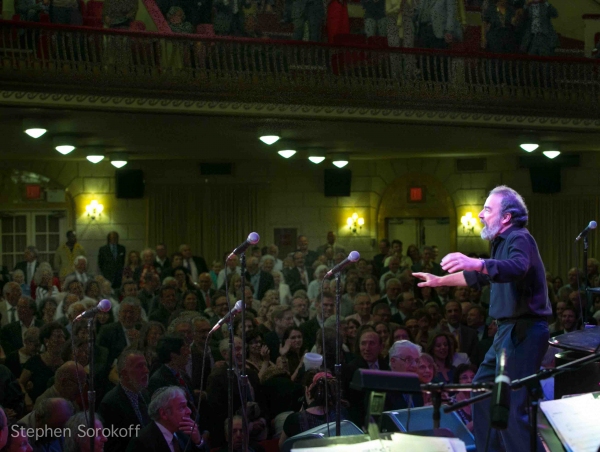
left=2, top=90, right=599, bottom=130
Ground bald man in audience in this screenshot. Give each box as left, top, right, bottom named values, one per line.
left=34, top=361, right=87, bottom=410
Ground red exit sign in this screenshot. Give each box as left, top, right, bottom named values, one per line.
left=409, top=187, right=424, bottom=202
left=26, top=185, right=42, bottom=200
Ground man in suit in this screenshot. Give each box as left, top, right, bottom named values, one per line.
left=34, top=361, right=87, bottom=410
left=65, top=255, right=93, bottom=285
left=316, top=231, right=345, bottom=257
left=384, top=340, right=424, bottom=410
left=445, top=300, right=479, bottom=361
left=155, top=243, right=171, bottom=272
left=284, top=252, right=312, bottom=294
left=149, top=286, right=179, bottom=328
left=466, top=305, right=487, bottom=341
left=126, top=386, right=204, bottom=452
left=180, top=244, right=208, bottom=284
left=295, top=235, right=319, bottom=270
left=0, top=296, right=42, bottom=355
left=98, top=231, right=126, bottom=289
left=99, top=350, right=151, bottom=452
left=300, top=294, right=335, bottom=351
left=372, top=239, right=390, bottom=278
left=343, top=329, right=390, bottom=426
left=14, top=246, right=39, bottom=287
left=0, top=282, right=21, bottom=327
left=378, top=278, right=401, bottom=312
left=196, top=273, right=215, bottom=312
left=391, top=291, right=417, bottom=325
left=98, top=297, right=142, bottom=365
left=245, top=256, right=274, bottom=302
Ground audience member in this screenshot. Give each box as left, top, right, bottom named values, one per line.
left=385, top=340, right=424, bottom=410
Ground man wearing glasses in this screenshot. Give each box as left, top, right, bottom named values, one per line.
left=385, top=340, right=424, bottom=410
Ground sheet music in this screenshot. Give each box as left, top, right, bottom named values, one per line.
left=540, top=393, right=600, bottom=452
left=291, top=433, right=467, bottom=452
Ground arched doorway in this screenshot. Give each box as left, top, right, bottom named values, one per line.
left=377, top=174, right=456, bottom=257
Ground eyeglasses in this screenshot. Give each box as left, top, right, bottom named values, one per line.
left=395, top=356, right=419, bottom=366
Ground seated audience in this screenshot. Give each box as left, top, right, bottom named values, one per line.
left=385, top=340, right=424, bottom=410
left=64, top=411, right=108, bottom=452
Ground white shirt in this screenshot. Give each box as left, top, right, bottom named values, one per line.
left=184, top=258, right=198, bottom=283
left=26, top=260, right=37, bottom=285
left=216, top=267, right=241, bottom=289
left=75, top=271, right=88, bottom=284
left=155, top=422, right=176, bottom=452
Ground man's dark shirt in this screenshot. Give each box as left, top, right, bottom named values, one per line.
left=463, top=225, right=552, bottom=320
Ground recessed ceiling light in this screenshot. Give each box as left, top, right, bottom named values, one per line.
left=278, top=150, right=296, bottom=159
left=111, top=160, right=128, bottom=168
left=55, top=145, right=75, bottom=155
left=259, top=135, right=280, bottom=145
left=308, top=156, right=325, bottom=164
left=86, top=155, right=104, bottom=164
left=110, top=152, right=129, bottom=168
left=520, top=143, right=539, bottom=153
left=53, top=136, right=76, bottom=155
left=332, top=160, right=348, bottom=168
left=25, top=128, right=47, bottom=139
left=543, top=150, right=560, bottom=159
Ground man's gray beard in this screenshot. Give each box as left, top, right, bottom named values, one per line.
left=480, top=220, right=502, bottom=241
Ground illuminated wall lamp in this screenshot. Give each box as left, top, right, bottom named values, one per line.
left=347, top=213, right=364, bottom=234
left=461, top=212, right=477, bottom=234
left=86, top=200, right=104, bottom=220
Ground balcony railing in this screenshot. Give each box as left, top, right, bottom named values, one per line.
left=0, top=19, right=599, bottom=117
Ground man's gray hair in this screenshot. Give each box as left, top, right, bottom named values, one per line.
left=120, top=297, right=141, bottom=309
left=74, top=255, right=87, bottom=265
left=148, top=386, right=186, bottom=420
left=385, top=278, right=401, bottom=289
left=36, top=397, right=75, bottom=423
left=224, top=414, right=243, bottom=439
left=64, top=411, right=93, bottom=452
left=389, top=340, right=422, bottom=365
left=259, top=255, right=275, bottom=267
left=117, top=350, right=146, bottom=374
left=141, top=248, right=157, bottom=260
left=489, top=185, right=528, bottom=227
left=2, top=282, right=19, bottom=296
left=167, top=317, right=192, bottom=334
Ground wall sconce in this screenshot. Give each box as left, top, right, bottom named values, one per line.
left=347, top=213, right=364, bottom=234
left=461, top=212, right=476, bottom=234
left=86, top=200, right=104, bottom=220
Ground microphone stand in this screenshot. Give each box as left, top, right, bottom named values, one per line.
left=583, top=236, right=589, bottom=323
left=87, top=318, right=97, bottom=452
left=444, top=351, right=600, bottom=451
left=334, top=272, right=342, bottom=436
left=239, top=254, right=249, bottom=452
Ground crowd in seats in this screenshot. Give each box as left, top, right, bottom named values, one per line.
left=0, top=229, right=594, bottom=450
left=8, top=0, right=566, bottom=60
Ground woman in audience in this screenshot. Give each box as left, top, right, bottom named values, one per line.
left=449, top=363, right=477, bottom=432
left=307, top=265, right=328, bottom=304
left=122, top=250, right=141, bottom=281
left=279, top=370, right=348, bottom=447
left=19, top=322, right=66, bottom=408
left=549, top=300, right=566, bottom=333
left=135, top=248, right=161, bottom=289
left=427, top=332, right=456, bottom=384
left=64, top=411, right=108, bottom=452
left=340, top=279, right=358, bottom=317
left=345, top=318, right=360, bottom=354
left=133, top=321, right=165, bottom=373
left=95, top=307, right=114, bottom=334
left=84, top=279, right=101, bottom=301
left=416, top=285, right=439, bottom=305
left=38, top=297, right=58, bottom=325
left=173, top=266, right=196, bottom=296
left=425, top=301, right=443, bottom=330
left=412, top=309, right=433, bottom=349
left=417, top=353, right=436, bottom=405
left=373, top=322, right=391, bottom=358
left=406, top=244, right=420, bottom=265
left=277, top=326, right=306, bottom=379
left=272, top=270, right=291, bottom=305
left=12, top=270, right=29, bottom=297
left=363, top=276, right=381, bottom=304
left=246, top=330, right=274, bottom=382
left=33, top=266, right=59, bottom=304
left=5, top=327, right=39, bottom=383
left=30, top=262, right=60, bottom=301
left=256, top=298, right=278, bottom=328
left=234, top=313, right=256, bottom=337
left=552, top=276, right=563, bottom=296
left=98, top=277, right=118, bottom=307
left=182, top=290, right=201, bottom=312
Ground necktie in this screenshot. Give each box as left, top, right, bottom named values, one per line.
left=453, top=329, right=461, bottom=351
left=111, top=244, right=117, bottom=259
left=369, top=362, right=378, bottom=370
left=9, top=307, right=16, bottom=323
left=130, top=393, right=144, bottom=425
left=172, top=435, right=181, bottom=452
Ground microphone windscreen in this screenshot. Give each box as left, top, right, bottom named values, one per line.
left=348, top=251, right=360, bottom=262
left=98, top=299, right=112, bottom=312
left=590, top=221, right=598, bottom=230
left=247, top=232, right=260, bottom=245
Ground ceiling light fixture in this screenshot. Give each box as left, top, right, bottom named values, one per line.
left=53, top=136, right=76, bottom=155
left=278, top=150, right=296, bottom=159
left=110, top=152, right=128, bottom=168
left=332, top=159, right=348, bottom=168
left=308, top=156, right=325, bottom=164
left=259, top=135, right=280, bottom=145
left=543, top=150, right=560, bottom=159
left=86, top=155, right=105, bottom=164
left=520, top=143, right=539, bottom=153
left=23, top=119, right=47, bottom=139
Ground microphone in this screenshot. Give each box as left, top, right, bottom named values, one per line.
left=324, top=251, right=360, bottom=279
left=490, top=349, right=511, bottom=430
left=576, top=221, right=597, bottom=241
left=226, top=233, right=260, bottom=261
left=209, top=300, right=244, bottom=334
left=73, top=299, right=111, bottom=322
left=586, top=287, right=600, bottom=294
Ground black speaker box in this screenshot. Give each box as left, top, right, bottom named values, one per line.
left=324, top=169, right=352, bottom=197
left=529, top=166, right=561, bottom=194
left=116, top=169, right=145, bottom=199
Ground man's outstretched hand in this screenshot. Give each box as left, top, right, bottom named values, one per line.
left=440, top=252, right=481, bottom=274
left=413, top=272, right=441, bottom=287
